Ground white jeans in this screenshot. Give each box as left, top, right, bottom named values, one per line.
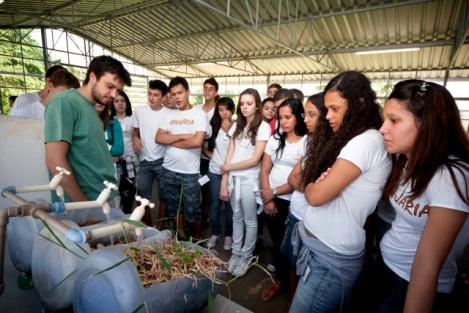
left=229, top=175, right=258, bottom=259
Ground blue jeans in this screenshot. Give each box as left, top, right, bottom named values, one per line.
left=159, top=168, right=201, bottom=223
left=280, top=212, right=300, bottom=268
left=207, top=171, right=232, bottom=236
left=290, top=252, right=343, bottom=313
left=136, top=159, right=164, bottom=201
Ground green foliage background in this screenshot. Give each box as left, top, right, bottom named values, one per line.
left=0, top=29, right=46, bottom=114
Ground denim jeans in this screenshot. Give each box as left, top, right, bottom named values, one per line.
left=159, top=168, right=201, bottom=223
left=280, top=212, right=300, bottom=268
left=378, top=263, right=455, bottom=313
left=136, top=158, right=164, bottom=201
left=207, top=171, right=232, bottom=236
left=265, top=197, right=290, bottom=283
left=290, top=252, right=343, bottom=313
left=230, top=176, right=258, bottom=259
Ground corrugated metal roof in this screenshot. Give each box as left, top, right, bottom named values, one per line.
left=0, top=0, right=467, bottom=80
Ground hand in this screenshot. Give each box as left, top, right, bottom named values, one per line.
left=220, top=164, right=230, bottom=174
left=220, top=186, right=230, bottom=202
left=263, top=201, right=277, bottom=217
left=260, top=188, right=274, bottom=203
left=133, top=137, right=142, bottom=155
left=315, top=167, right=331, bottom=183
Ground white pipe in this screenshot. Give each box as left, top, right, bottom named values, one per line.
left=62, top=181, right=117, bottom=211
left=14, top=166, right=70, bottom=198
left=130, top=196, right=154, bottom=237
left=81, top=196, right=154, bottom=241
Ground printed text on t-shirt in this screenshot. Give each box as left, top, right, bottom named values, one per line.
left=170, top=119, right=194, bottom=126
left=392, top=192, right=429, bottom=217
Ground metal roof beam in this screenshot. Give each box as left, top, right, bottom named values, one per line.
left=77, top=0, right=171, bottom=27
left=179, top=66, right=469, bottom=80
left=444, top=0, right=469, bottom=85
left=192, top=0, right=335, bottom=71
left=112, top=0, right=431, bottom=49
left=145, top=39, right=455, bottom=66
left=448, top=1, right=469, bottom=68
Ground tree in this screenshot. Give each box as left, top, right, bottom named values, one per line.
left=0, top=29, right=46, bottom=114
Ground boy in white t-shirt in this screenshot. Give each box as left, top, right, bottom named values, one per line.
left=132, top=80, right=170, bottom=226
left=156, top=77, right=206, bottom=239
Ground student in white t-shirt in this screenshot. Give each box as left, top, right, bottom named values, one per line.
left=204, top=97, right=235, bottom=250
left=111, top=90, right=138, bottom=214
left=290, top=71, right=391, bottom=313
left=156, top=77, right=206, bottom=239
left=220, top=88, right=271, bottom=277
left=132, top=80, right=170, bottom=226
left=378, top=80, right=469, bottom=313
left=260, top=98, right=307, bottom=301
left=281, top=92, right=324, bottom=301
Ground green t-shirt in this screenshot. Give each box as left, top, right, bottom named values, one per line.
left=44, top=89, right=117, bottom=201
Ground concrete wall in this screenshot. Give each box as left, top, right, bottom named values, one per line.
left=0, top=115, right=51, bottom=208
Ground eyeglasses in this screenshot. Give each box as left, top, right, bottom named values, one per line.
left=301, top=113, right=319, bottom=119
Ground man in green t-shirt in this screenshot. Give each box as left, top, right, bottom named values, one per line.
left=44, top=55, right=131, bottom=202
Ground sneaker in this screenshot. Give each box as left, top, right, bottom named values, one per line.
left=227, top=254, right=240, bottom=273
left=232, top=257, right=250, bottom=277
left=223, top=236, right=232, bottom=251
left=206, top=235, right=219, bottom=249
left=267, top=264, right=276, bottom=272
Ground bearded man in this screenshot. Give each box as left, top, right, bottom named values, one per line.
left=44, top=55, right=131, bottom=202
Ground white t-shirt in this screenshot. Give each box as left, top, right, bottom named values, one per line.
left=117, top=115, right=137, bottom=159
left=160, top=107, right=207, bottom=174
left=208, top=127, right=231, bottom=175
left=265, top=135, right=306, bottom=201
left=290, top=190, right=309, bottom=221
left=303, top=129, right=392, bottom=255
left=133, top=105, right=170, bottom=162
left=229, top=121, right=271, bottom=178
left=10, top=92, right=44, bottom=119
left=201, top=106, right=215, bottom=161
left=381, top=165, right=469, bottom=292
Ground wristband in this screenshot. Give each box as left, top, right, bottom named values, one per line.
left=272, top=187, right=278, bottom=196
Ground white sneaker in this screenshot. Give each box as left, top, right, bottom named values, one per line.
left=267, top=264, right=276, bottom=272
left=227, top=254, right=240, bottom=273
left=232, top=257, right=250, bottom=277
left=223, top=236, right=232, bottom=251
left=206, top=235, right=219, bottom=249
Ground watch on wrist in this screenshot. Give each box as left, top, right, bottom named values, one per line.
left=272, top=187, right=278, bottom=196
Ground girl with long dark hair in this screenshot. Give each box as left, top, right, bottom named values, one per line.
left=111, top=90, right=138, bottom=214
left=260, top=98, right=307, bottom=300
left=220, top=88, right=271, bottom=277
left=205, top=97, right=235, bottom=250
left=378, top=80, right=469, bottom=313
left=290, top=71, right=391, bottom=312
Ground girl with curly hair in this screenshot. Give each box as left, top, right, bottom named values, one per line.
left=290, top=71, right=392, bottom=312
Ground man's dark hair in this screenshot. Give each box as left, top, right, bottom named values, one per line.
left=45, top=65, right=65, bottom=78
left=148, top=80, right=168, bottom=96
left=291, top=88, right=304, bottom=103
left=273, top=88, right=293, bottom=102
left=9, top=95, right=17, bottom=102
left=49, top=69, right=80, bottom=89
left=268, top=83, right=282, bottom=90
left=204, top=77, right=219, bottom=91
left=169, top=76, right=189, bottom=91
left=83, top=55, right=131, bottom=87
